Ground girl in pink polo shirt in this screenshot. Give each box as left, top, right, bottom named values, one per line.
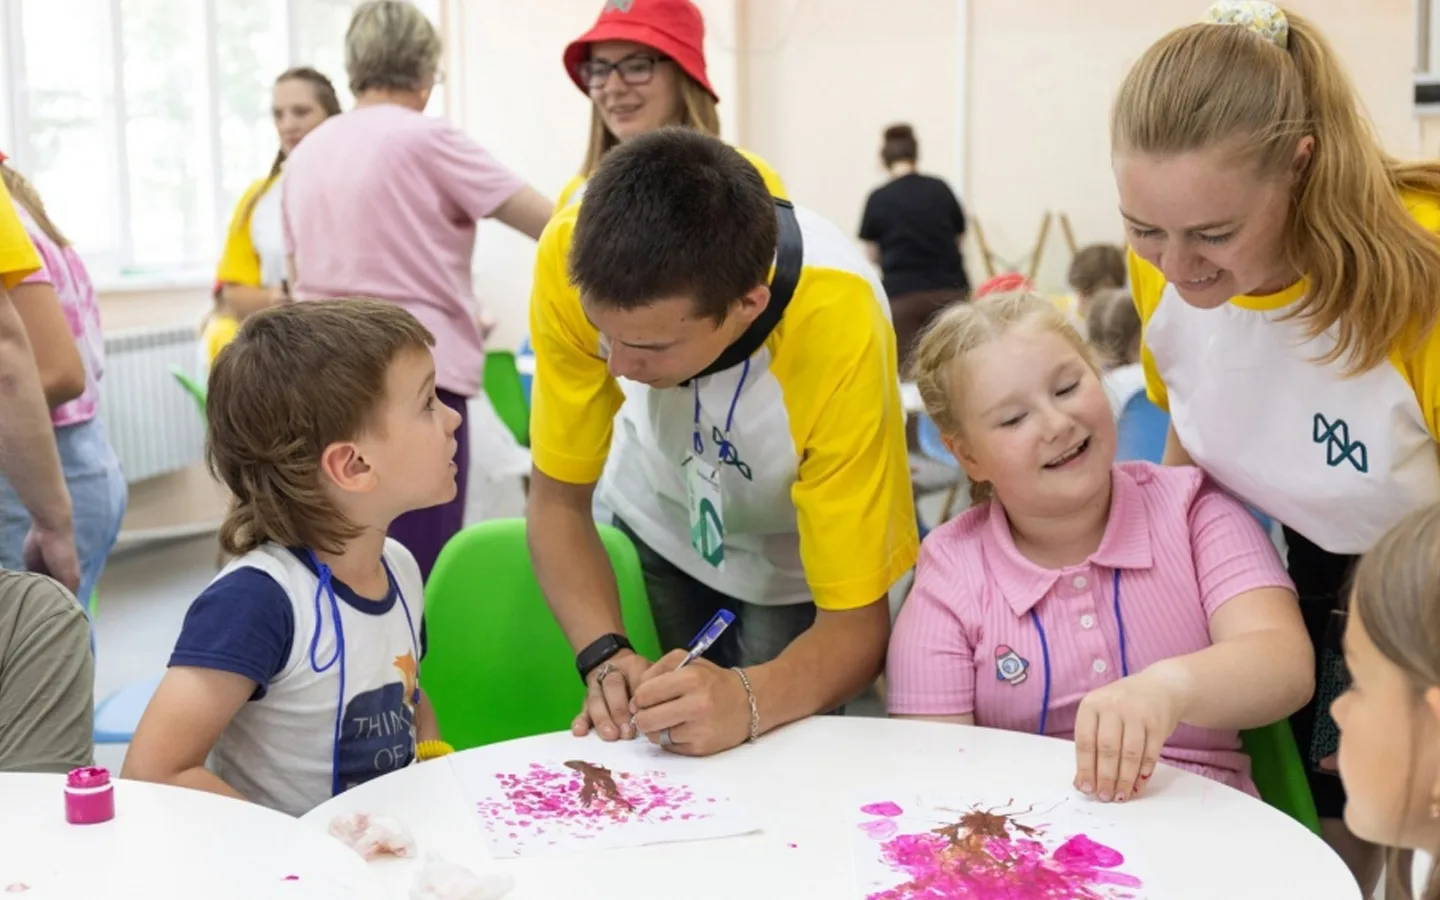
left=887, top=291, right=1314, bottom=803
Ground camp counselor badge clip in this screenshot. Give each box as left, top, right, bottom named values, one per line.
left=685, top=455, right=725, bottom=570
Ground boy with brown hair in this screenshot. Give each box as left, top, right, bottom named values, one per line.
left=123, top=300, right=457, bottom=816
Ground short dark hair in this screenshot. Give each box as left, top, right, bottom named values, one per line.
left=881, top=123, right=918, bottom=167
left=569, top=127, right=777, bottom=321
left=207, top=299, right=434, bottom=556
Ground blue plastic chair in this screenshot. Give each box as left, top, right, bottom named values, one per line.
left=89, top=588, right=162, bottom=744
left=94, top=675, right=163, bottom=744
left=1115, top=392, right=1170, bottom=464
left=915, top=415, right=965, bottom=524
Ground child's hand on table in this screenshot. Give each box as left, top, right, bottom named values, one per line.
left=1072, top=669, right=1184, bottom=803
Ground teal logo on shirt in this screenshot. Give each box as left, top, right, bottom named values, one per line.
left=713, top=426, right=754, bottom=481
left=1313, top=413, right=1368, bottom=473
left=604, top=0, right=635, bottom=12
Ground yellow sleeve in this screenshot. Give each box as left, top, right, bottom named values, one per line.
left=0, top=184, right=41, bottom=289
left=777, top=269, right=919, bottom=610
left=554, top=174, right=586, bottom=213
left=734, top=148, right=788, bottom=201
left=1396, top=193, right=1440, bottom=439
left=215, top=177, right=273, bottom=287
left=1128, top=247, right=1170, bottom=411
left=527, top=207, right=625, bottom=484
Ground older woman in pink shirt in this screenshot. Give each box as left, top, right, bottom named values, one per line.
left=281, top=1, right=551, bottom=578
left=888, top=292, right=1314, bottom=803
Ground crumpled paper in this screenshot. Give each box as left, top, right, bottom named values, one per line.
left=327, top=811, right=418, bottom=860
left=409, top=854, right=514, bottom=900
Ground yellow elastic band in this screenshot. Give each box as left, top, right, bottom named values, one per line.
left=416, top=740, right=455, bottom=761
left=1203, top=0, right=1288, bottom=49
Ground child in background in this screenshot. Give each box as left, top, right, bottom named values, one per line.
left=887, top=291, right=1313, bottom=802
left=123, top=300, right=457, bottom=816
left=1333, top=504, right=1440, bottom=899
left=1065, top=243, right=1127, bottom=323
left=1084, top=287, right=1146, bottom=419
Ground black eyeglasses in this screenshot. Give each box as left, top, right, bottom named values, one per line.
left=578, top=53, right=667, bottom=90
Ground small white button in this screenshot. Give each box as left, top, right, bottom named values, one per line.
left=1092, top=659, right=1108, bottom=674
left=1072, top=575, right=1088, bottom=589
left=1080, top=614, right=1096, bottom=630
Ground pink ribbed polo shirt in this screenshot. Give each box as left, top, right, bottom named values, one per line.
left=887, top=462, right=1294, bottom=796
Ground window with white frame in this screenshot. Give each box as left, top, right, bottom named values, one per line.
left=1419, top=0, right=1440, bottom=106
left=2, top=0, right=444, bottom=285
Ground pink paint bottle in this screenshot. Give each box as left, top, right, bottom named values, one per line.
left=64, top=766, right=115, bottom=825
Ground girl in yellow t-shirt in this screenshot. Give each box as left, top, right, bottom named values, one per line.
left=1112, top=2, right=1440, bottom=891
left=206, top=67, right=340, bottom=364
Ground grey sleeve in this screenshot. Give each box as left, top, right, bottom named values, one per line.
left=0, top=573, right=94, bottom=774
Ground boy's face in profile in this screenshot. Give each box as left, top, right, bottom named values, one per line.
left=584, top=290, right=767, bottom=390
left=348, top=347, right=460, bottom=518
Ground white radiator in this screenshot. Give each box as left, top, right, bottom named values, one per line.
left=98, top=325, right=206, bottom=484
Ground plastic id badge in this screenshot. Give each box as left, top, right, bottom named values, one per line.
left=684, top=455, right=725, bottom=570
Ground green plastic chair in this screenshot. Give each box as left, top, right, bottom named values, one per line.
left=422, top=518, right=662, bottom=751
left=168, top=363, right=208, bottom=417
left=483, top=350, right=530, bottom=447
left=1241, top=719, right=1322, bottom=835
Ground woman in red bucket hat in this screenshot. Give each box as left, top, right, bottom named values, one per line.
left=555, top=0, right=782, bottom=208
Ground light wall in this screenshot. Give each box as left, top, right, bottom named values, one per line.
left=103, top=1, right=1427, bottom=337
left=959, top=0, right=1421, bottom=291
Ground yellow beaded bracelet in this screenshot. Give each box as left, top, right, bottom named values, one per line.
left=416, top=740, right=455, bottom=761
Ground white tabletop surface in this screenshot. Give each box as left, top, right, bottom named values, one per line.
left=0, top=773, right=383, bottom=900
left=302, top=716, right=1357, bottom=900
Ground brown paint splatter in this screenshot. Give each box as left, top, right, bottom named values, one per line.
left=931, top=801, right=1039, bottom=862
left=563, top=760, right=634, bottom=811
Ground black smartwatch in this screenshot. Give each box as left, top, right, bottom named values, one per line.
left=576, top=633, right=632, bottom=683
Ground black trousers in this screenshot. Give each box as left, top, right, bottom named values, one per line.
left=1283, top=526, right=1356, bottom=819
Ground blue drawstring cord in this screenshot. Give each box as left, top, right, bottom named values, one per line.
left=1032, top=569, right=1128, bottom=736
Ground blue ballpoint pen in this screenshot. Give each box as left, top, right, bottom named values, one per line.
left=676, top=609, right=736, bottom=669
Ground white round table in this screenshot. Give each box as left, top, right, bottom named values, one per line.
left=302, top=717, right=1357, bottom=899
left=0, top=773, right=384, bottom=900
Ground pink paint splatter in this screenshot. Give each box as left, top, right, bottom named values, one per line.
left=4, top=886, right=29, bottom=895
left=787, top=842, right=799, bottom=849
left=282, top=875, right=300, bottom=881
left=863, top=801, right=1143, bottom=900
left=474, top=761, right=719, bottom=856
left=859, top=819, right=900, bottom=840
left=861, top=801, right=905, bottom=817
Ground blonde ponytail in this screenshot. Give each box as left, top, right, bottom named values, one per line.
left=1113, top=7, right=1440, bottom=374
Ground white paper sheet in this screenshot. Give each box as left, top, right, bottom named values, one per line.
left=851, top=788, right=1153, bottom=900
left=449, top=736, right=759, bottom=858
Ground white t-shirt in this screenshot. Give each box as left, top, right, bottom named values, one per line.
left=249, top=175, right=287, bottom=288
left=168, top=540, right=425, bottom=816
left=1102, top=363, right=1147, bottom=420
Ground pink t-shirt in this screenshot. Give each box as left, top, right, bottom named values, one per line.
left=281, top=104, right=524, bottom=396
left=17, top=208, right=103, bottom=428
left=887, top=462, right=1294, bottom=796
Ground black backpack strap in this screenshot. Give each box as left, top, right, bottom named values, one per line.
left=687, top=199, right=803, bottom=382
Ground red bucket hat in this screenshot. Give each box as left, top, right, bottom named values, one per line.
left=563, top=0, right=717, bottom=102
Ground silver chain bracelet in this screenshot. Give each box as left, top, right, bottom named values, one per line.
left=732, top=667, right=759, bottom=742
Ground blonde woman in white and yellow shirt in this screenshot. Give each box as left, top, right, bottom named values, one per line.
left=1114, top=2, right=1440, bottom=892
